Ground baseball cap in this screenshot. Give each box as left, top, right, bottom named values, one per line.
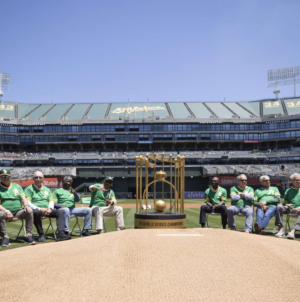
left=0, top=169, right=11, bottom=176
left=104, top=176, right=114, bottom=182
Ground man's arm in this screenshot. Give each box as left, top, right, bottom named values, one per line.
left=89, top=184, right=108, bottom=192
left=21, top=196, right=33, bottom=214
left=0, top=204, right=14, bottom=221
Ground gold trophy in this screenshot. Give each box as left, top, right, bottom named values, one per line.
left=134, top=153, right=186, bottom=229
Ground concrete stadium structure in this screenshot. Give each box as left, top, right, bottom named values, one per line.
left=1, top=98, right=300, bottom=195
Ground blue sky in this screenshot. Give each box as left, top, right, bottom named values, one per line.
left=1, top=0, right=299, bottom=104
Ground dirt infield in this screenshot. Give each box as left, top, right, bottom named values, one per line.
left=1, top=229, right=300, bottom=302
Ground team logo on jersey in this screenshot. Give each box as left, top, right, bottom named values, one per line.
left=14, top=188, right=19, bottom=196
left=268, top=189, right=275, bottom=195
left=217, top=192, right=222, bottom=199
left=70, top=193, right=74, bottom=198
left=44, top=191, right=49, bottom=198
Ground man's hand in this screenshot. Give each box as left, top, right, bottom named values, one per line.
left=40, top=208, right=52, bottom=216
left=70, top=188, right=75, bottom=194
left=292, top=207, right=300, bottom=214
left=259, top=202, right=266, bottom=208
left=60, top=205, right=67, bottom=208
left=287, top=204, right=294, bottom=210
left=261, top=205, right=268, bottom=212
left=6, top=210, right=13, bottom=222
left=239, top=193, right=245, bottom=199
left=24, top=206, right=32, bottom=214
left=105, top=199, right=112, bottom=206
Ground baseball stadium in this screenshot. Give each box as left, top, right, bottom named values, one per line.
left=1, top=97, right=300, bottom=301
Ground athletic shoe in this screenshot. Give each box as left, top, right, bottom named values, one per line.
left=81, top=230, right=92, bottom=236
left=286, top=232, right=295, bottom=240
left=38, top=235, right=46, bottom=242
left=56, top=233, right=71, bottom=241
left=245, top=231, right=250, bottom=234
left=26, top=235, right=36, bottom=245
left=1, top=237, right=10, bottom=247
left=254, top=222, right=261, bottom=234
left=260, top=230, right=266, bottom=235
left=275, top=231, right=285, bottom=237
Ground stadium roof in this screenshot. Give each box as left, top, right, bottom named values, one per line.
left=1, top=97, right=300, bottom=124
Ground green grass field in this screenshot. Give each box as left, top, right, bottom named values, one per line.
left=1, top=199, right=299, bottom=251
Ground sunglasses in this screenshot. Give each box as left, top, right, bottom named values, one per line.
left=263, top=180, right=271, bottom=182
left=239, top=179, right=247, bottom=182
left=1, top=175, right=10, bottom=178
left=34, top=177, right=43, bottom=179
left=106, top=181, right=112, bottom=184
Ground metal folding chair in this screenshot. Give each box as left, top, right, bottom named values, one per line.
left=285, top=213, right=298, bottom=234
left=205, top=212, right=222, bottom=228
left=69, top=215, right=82, bottom=236
left=9, top=218, right=26, bottom=242
left=42, top=217, right=57, bottom=239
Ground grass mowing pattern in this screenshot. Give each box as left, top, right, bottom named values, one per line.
left=1, top=200, right=299, bottom=251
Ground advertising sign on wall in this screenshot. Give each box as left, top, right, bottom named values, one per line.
left=215, top=176, right=280, bottom=186
left=14, top=178, right=63, bottom=188
left=184, top=192, right=205, bottom=199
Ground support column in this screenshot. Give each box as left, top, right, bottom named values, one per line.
left=217, top=143, right=221, bottom=150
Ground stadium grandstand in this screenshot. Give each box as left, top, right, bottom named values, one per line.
left=1, top=98, right=300, bottom=196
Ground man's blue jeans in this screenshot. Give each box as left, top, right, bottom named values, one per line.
left=256, top=206, right=276, bottom=229
left=59, top=207, right=92, bottom=232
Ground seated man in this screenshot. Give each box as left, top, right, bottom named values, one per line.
left=25, top=171, right=71, bottom=242
left=253, top=175, right=281, bottom=235
left=199, top=177, right=227, bottom=229
left=89, top=176, right=124, bottom=233
left=227, top=174, right=254, bottom=233
left=0, top=169, right=35, bottom=247
left=53, top=176, right=92, bottom=236
left=275, top=173, right=300, bottom=239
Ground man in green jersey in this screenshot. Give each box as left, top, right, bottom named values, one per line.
left=25, top=171, right=71, bottom=242
left=89, top=176, right=124, bottom=233
left=275, top=173, right=300, bottom=239
left=0, top=169, right=35, bottom=247
left=253, top=175, right=281, bottom=235
left=228, top=174, right=254, bottom=233
left=53, top=176, right=92, bottom=236
left=199, top=177, right=227, bottom=229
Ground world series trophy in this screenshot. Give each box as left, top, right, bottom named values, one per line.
left=134, top=153, right=186, bottom=229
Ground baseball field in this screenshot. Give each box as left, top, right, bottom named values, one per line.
left=1, top=199, right=299, bottom=251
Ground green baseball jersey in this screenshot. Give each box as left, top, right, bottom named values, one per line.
left=0, top=182, right=25, bottom=212
left=253, top=186, right=281, bottom=207
left=283, top=188, right=300, bottom=207
left=230, top=186, right=254, bottom=207
left=205, top=187, right=227, bottom=205
left=25, top=184, right=53, bottom=208
left=53, top=188, right=76, bottom=208
left=90, top=184, right=116, bottom=208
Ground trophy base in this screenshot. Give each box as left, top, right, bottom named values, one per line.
left=134, top=212, right=186, bottom=229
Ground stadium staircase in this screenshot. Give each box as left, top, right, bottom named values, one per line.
left=60, top=104, right=74, bottom=119
left=83, top=103, right=93, bottom=119
left=203, top=103, right=217, bottom=118
left=105, top=104, right=112, bottom=118
left=21, top=104, right=41, bottom=120
left=236, top=103, right=258, bottom=117
left=165, top=103, right=173, bottom=117
left=183, top=103, right=196, bottom=118
left=221, top=102, right=239, bottom=118
left=39, top=104, right=56, bottom=119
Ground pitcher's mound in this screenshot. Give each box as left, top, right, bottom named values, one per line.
left=1, top=229, right=300, bottom=302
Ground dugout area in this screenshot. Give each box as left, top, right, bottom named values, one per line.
left=0, top=229, right=299, bottom=302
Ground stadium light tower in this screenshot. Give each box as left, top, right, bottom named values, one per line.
left=268, top=66, right=300, bottom=99
left=0, top=72, right=10, bottom=103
